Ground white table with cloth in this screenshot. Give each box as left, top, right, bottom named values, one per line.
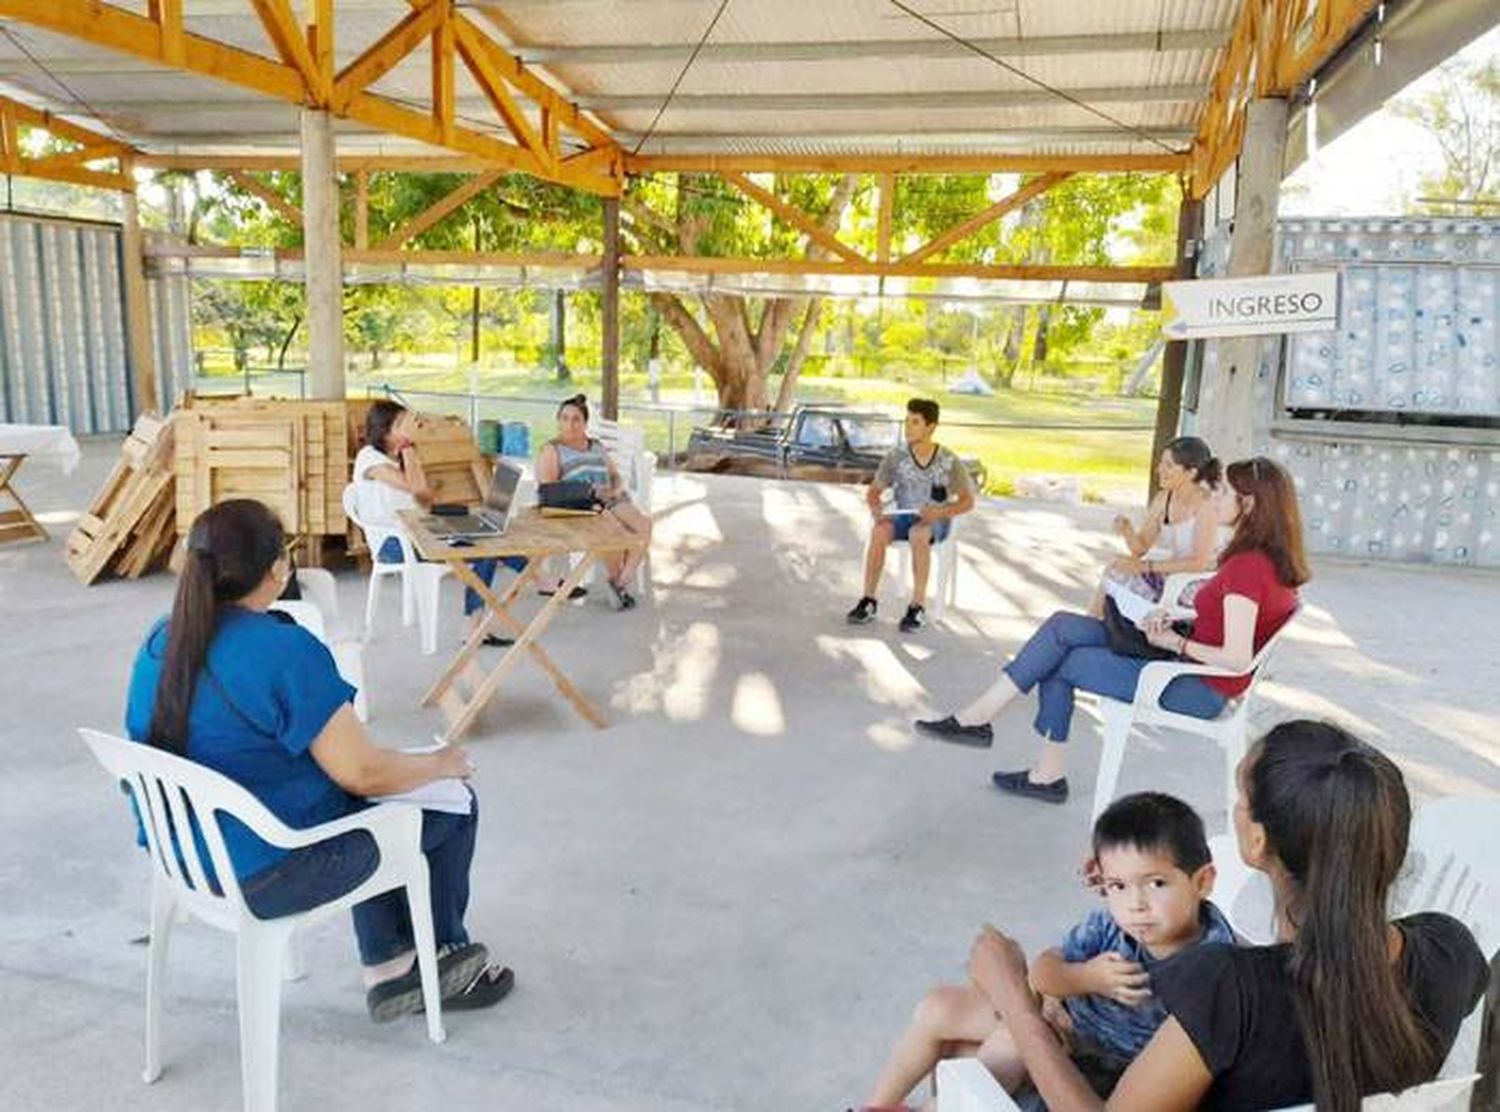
left=0, top=423, right=82, bottom=543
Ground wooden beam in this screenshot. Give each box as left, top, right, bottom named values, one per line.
left=876, top=173, right=895, bottom=264
left=627, top=152, right=1186, bottom=175
left=451, top=10, right=614, bottom=151
left=900, top=173, right=1070, bottom=266
left=354, top=170, right=370, bottom=250
left=623, top=254, right=1174, bottom=285
left=147, top=0, right=183, bottom=65
left=0, top=94, right=136, bottom=191
left=1188, top=0, right=1381, bottom=197
left=723, top=171, right=865, bottom=264
left=136, top=153, right=497, bottom=173
left=140, top=238, right=1172, bottom=287
left=0, top=0, right=306, bottom=101
left=225, top=170, right=304, bottom=226
left=432, top=12, right=455, bottom=144
left=333, top=0, right=446, bottom=111
left=373, top=170, right=504, bottom=250
left=249, top=0, right=326, bottom=103
left=452, top=17, right=548, bottom=165
left=308, top=0, right=334, bottom=92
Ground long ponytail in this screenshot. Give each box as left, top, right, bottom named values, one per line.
left=147, top=500, right=285, bottom=754
left=1248, top=721, right=1439, bottom=1110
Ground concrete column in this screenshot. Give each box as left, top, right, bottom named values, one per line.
left=300, top=108, right=344, bottom=400
left=1197, top=97, right=1288, bottom=462
left=1149, top=194, right=1204, bottom=497
left=119, top=186, right=159, bottom=414
left=600, top=195, right=620, bottom=421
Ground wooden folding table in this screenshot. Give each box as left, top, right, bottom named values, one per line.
left=400, top=507, right=648, bottom=741
left=0, top=453, right=47, bottom=544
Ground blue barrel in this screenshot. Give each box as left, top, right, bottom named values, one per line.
left=501, top=421, right=531, bottom=458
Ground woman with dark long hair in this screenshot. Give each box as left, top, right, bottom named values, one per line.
left=961, top=720, right=1487, bottom=1110
left=1089, top=436, right=1224, bottom=616
left=535, top=393, right=652, bottom=609
left=125, top=499, right=513, bottom=1020
left=919, top=457, right=1310, bottom=806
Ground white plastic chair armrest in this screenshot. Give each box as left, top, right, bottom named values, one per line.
left=258, top=801, right=422, bottom=852
left=1133, top=657, right=1250, bottom=710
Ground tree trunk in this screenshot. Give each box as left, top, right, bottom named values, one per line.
left=276, top=314, right=302, bottom=370
left=640, top=173, right=857, bottom=412
left=1000, top=306, right=1025, bottom=388
left=772, top=298, right=824, bottom=412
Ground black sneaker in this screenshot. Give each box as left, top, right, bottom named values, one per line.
left=846, top=596, right=877, bottom=625
left=539, top=583, right=588, bottom=600
left=991, top=769, right=1069, bottom=805
left=914, top=715, right=994, bottom=747
left=899, top=604, right=925, bottom=633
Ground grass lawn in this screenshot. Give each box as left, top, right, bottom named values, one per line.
left=201, top=359, right=1158, bottom=506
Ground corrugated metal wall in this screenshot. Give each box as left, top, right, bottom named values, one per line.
left=149, top=271, right=194, bottom=408
left=0, top=212, right=134, bottom=433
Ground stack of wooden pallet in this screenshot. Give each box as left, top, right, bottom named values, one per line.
left=65, top=413, right=177, bottom=584
left=173, top=397, right=349, bottom=559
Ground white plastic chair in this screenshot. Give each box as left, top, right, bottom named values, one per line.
left=891, top=515, right=961, bottom=620
left=1394, top=796, right=1500, bottom=1083
left=562, top=422, right=653, bottom=595
left=935, top=1056, right=1021, bottom=1111
left=593, top=418, right=655, bottom=511
left=1089, top=607, right=1301, bottom=822
left=270, top=589, right=369, bottom=723
left=77, top=728, right=446, bottom=1112
left=342, top=483, right=450, bottom=656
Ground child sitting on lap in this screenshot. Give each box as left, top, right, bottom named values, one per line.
left=862, top=792, right=1234, bottom=1110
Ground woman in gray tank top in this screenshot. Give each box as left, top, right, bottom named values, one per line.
left=536, top=394, right=653, bottom=609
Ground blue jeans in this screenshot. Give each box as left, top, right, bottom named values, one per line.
left=1002, top=612, right=1227, bottom=742
left=240, top=795, right=478, bottom=966
left=377, top=536, right=525, bottom=617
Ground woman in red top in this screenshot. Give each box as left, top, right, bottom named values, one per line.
left=916, top=458, right=1309, bottom=805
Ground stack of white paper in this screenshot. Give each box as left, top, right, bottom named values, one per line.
left=371, top=778, right=472, bottom=815
left=1105, top=581, right=1158, bottom=629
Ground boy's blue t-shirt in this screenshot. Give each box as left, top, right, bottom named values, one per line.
left=1060, top=900, right=1237, bottom=1060
left=125, top=607, right=358, bottom=881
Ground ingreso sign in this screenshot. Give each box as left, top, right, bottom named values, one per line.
left=1161, top=271, right=1339, bottom=339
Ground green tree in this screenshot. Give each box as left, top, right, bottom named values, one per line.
left=1391, top=55, right=1500, bottom=214
left=622, top=172, right=860, bottom=412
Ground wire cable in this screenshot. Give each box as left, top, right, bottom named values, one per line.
left=0, top=22, right=135, bottom=150
left=885, top=0, right=1183, bottom=155
left=630, top=0, right=731, bottom=157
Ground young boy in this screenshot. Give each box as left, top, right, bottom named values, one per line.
left=847, top=398, right=975, bottom=633
left=862, top=792, right=1234, bottom=1109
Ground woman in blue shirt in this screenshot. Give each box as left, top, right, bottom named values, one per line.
left=126, top=499, right=513, bottom=1020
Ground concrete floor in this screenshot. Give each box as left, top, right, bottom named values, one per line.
left=3, top=438, right=1498, bottom=1111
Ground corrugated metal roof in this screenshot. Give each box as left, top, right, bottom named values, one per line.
left=0, top=0, right=1243, bottom=163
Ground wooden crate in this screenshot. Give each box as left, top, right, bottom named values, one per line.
left=409, top=414, right=490, bottom=505
left=66, top=413, right=177, bottom=585
left=174, top=399, right=349, bottom=540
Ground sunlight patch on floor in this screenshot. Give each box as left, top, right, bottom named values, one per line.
left=731, top=671, right=786, bottom=737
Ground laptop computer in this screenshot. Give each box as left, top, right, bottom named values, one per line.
left=417, top=460, right=523, bottom=540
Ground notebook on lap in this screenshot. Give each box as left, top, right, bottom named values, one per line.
left=417, top=460, right=523, bottom=540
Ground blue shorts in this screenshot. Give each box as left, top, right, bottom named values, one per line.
left=890, top=514, right=951, bottom=544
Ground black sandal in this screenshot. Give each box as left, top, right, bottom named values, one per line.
left=366, top=943, right=489, bottom=1023
left=436, top=964, right=514, bottom=1012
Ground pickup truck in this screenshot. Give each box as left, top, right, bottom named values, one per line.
left=684, top=405, right=987, bottom=490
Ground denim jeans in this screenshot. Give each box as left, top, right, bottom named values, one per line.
left=239, top=793, right=479, bottom=966
left=377, top=536, right=525, bottom=617
left=1002, top=611, right=1227, bottom=742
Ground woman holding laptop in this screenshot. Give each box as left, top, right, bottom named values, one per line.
left=535, top=393, right=653, bottom=611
